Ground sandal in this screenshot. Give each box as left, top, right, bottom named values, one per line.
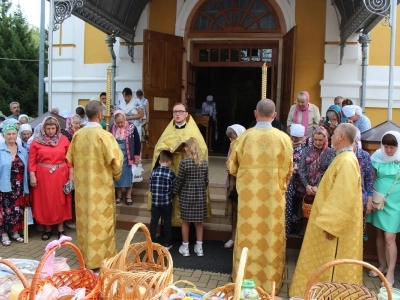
left=11, top=233, right=24, bottom=243
left=58, top=231, right=67, bottom=239
left=42, top=231, right=52, bottom=241
left=224, top=240, right=234, bottom=249
left=126, top=198, right=133, bottom=206
left=116, top=198, right=121, bottom=205
left=1, top=235, right=11, bottom=246
left=368, top=269, right=387, bottom=278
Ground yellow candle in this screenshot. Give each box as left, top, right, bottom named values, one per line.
left=261, top=63, right=268, bottom=99
left=105, top=67, right=112, bottom=130
left=10, top=283, right=24, bottom=300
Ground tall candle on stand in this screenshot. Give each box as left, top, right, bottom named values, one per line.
left=105, top=66, right=112, bottom=131
left=261, top=62, right=268, bottom=99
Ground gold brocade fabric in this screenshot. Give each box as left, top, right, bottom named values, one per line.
left=289, top=151, right=363, bottom=298
left=67, top=127, right=123, bottom=269
left=148, top=115, right=210, bottom=226
left=227, top=127, right=293, bottom=294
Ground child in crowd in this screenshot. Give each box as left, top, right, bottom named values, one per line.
left=149, top=150, right=176, bottom=250
left=174, top=137, right=209, bottom=257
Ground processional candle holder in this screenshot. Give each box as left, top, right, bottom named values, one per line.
left=105, top=66, right=112, bottom=131
left=261, top=62, right=268, bottom=99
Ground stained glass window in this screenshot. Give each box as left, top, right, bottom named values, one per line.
left=192, top=0, right=278, bottom=32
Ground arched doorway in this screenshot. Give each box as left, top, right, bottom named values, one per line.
left=184, top=0, right=295, bottom=153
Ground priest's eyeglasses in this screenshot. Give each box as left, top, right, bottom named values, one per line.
left=173, top=110, right=187, bottom=115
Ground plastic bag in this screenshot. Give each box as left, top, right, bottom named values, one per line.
left=132, top=164, right=143, bottom=183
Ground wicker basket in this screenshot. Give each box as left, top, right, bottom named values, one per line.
left=100, top=222, right=173, bottom=300
left=204, top=247, right=276, bottom=300
left=18, top=241, right=100, bottom=300
left=304, top=259, right=392, bottom=300
left=161, top=280, right=206, bottom=300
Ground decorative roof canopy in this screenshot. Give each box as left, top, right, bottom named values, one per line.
left=52, top=0, right=149, bottom=43
left=333, top=0, right=400, bottom=43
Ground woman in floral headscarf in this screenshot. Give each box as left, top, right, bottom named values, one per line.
left=0, top=123, right=29, bottom=246
left=297, top=126, right=335, bottom=233
left=110, top=110, right=141, bottom=205
left=29, top=116, right=73, bottom=240
left=287, top=91, right=321, bottom=137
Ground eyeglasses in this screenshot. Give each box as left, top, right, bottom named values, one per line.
left=173, top=110, right=187, bottom=115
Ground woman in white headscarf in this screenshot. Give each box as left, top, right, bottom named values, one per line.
left=285, top=124, right=308, bottom=237
left=366, top=131, right=400, bottom=287
left=19, top=123, right=33, bottom=150
left=342, top=105, right=371, bottom=133
left=18, top=114, right=29, bottom=124
left=224, top=124, right=246, bottom=248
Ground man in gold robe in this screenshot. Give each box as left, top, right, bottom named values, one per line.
left=228, top=99, right=293, bottom=294
left=149, top=102, right=210, bottom=226
left=289, top=123, right=363, bottom=297
left=67, top=100, right=123, bottom=270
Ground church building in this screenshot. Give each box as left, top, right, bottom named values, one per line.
left=48, top=0, right=400, bottom=154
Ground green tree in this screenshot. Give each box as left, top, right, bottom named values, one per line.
left=0, top=2, right=46, bottom=117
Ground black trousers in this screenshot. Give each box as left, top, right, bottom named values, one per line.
left=150, top=203, right=172, bottom=245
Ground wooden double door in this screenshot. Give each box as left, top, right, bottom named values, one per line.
left=142, top=28, right=297, bottom=158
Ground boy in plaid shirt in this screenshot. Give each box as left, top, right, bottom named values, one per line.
left=149, top=150, right=176, bottom=250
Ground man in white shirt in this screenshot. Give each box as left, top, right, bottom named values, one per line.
left=117, top=88, right=144, bottom=137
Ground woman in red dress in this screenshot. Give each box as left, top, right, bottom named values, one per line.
left=29, top=116, right=73, bottom=240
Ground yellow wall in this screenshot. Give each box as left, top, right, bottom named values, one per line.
left=369, top=6, right=400, bottom=66
left=293, top=0, right=326, bottom=108
left=149, top=0, right=177, bottom=35
left=365, top=107, right=400, bottom=126
left=84, top=23, right=110, bottom=64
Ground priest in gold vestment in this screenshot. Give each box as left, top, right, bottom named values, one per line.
left=67, top=100, right=123, bottom=269
left=289, top=123, right=363, bottom=298
left=228, top=99, right=293, bottom=294
left=148, top=102, right=210, bottom=226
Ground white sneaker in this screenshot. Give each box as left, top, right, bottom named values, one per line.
left=179, top=245, right=190, bottom=256
left=194, top=244, right=204, bottom=256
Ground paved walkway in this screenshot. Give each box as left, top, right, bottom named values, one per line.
left=1, top=227, right=391, bottom=299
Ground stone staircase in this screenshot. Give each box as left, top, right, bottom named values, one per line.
left=115, top=177, right=232, bottom=241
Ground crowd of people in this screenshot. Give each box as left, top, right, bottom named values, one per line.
left=0, top=89, right=398, bottom=299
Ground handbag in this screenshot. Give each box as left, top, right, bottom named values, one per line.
left=63, top=180, right=74, bottom=194
left=372, top=171, right=400, bottom=210
left=228, top=187, right=238, bottom=202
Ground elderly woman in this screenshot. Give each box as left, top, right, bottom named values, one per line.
left=60, top=114, right=82, bottom=230
left=285, top=124, right=308, bottom=237
left=18, top=114, right=29, bottom=125
left=29, top=116, right=73, bottom=240
left=224, top=124, right=246, bottom=249
left=287, top=91, right=321, bottom=137
left=320, top=104, right=346, bottom=138
left=110, top=110, right=141, bottom=205
left=61, top=114, right=82, bottom=142
left=342, top=105, right=371, bottom=133
left=19, top=124, right=33, bottom=150
left=0, top=124, right=29, bottom=246
left=297, top=126, right=335, bottom=233
left=366, top=131, right=400, bottom=287
left=27, top=124, right=40, bottom=152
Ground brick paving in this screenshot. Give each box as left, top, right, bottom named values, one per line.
left=1, top=226, right=394, bottom=299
